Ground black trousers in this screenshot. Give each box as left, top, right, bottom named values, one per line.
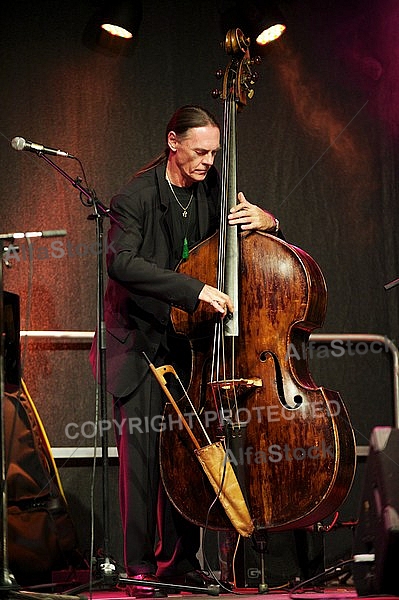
left=113, top=361, right=201, bottom=577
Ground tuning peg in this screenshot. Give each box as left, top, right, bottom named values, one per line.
left=215, top=69, right=224, bottom=79
left=211, top=89, right=222, bottom=99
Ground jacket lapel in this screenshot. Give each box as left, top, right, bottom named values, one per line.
left=156, top=163, right=174, bottom=254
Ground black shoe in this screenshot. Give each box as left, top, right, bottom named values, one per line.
left=158, top=570, right=217, bottom=592
left=219, top=580, right=234, bottom=591
left=126, top=574, right=168, bottom=598
left=184, top=570, right=218, bottom=588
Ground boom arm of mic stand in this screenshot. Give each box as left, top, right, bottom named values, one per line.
left=35, top=152, right=120, bottom=224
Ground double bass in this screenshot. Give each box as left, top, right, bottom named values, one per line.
left=159, top=29, right=356, bottom=536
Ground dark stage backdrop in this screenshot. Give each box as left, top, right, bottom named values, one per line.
left=1, top=0, right=399, bottom=576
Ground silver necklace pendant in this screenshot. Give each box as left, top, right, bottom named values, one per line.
left=166, top=174, right=193, bottom=217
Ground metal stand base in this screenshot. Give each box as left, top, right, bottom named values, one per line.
left=119, top=577, right=220, bottom=596
left=64, top=565, right=221, bottom=597
left=251, top=533, right=269, bottom=594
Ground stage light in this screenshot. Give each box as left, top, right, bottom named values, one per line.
left=220, top=1, right=286, bottom=49
left=100, top=0, right=142, bottom=40
left=83, top=0, right=142, bottom=56
left=255, top=9, right=286, bottom=46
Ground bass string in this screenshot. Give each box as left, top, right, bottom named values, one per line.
left=211, top=92, right=241, bottom=426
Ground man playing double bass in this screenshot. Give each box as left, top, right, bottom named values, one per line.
left=89, top=104, right=280, bottom=598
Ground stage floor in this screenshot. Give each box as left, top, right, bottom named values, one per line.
left=20, top=563, right=399, bottom=600
left=24, top=578, right=396, bottom=600
left=76, top=587, right=394, bottom=600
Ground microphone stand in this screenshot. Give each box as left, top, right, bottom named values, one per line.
left=29, top=152, right=118, bottom=590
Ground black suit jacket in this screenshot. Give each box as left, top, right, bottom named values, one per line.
left=90, top=161, right=220, bottom=398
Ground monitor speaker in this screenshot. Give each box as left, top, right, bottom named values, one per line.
left=353, top=426, right=399, bottom=596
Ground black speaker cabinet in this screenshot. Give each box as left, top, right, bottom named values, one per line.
left=353, top=427, right=399, bottom=597
left=234, top=531, right=301, bottom=588
left=3, top=291, right=21, bottom=390
left=234, top=529, right=324, bottom=589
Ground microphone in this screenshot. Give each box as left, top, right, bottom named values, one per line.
left=11, top=136, right=75, bottom=158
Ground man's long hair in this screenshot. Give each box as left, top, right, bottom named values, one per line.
left=135, top=105, right=220, bottom=177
